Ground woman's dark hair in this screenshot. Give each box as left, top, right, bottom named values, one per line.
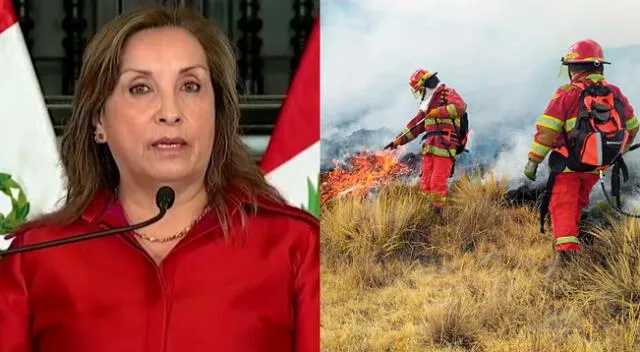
left=29, top=5, right=285, bottom=236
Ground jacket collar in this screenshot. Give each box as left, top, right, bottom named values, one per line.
left=80, top=187, right=115, bottom=225
left=420, top=84, right=446, bottom=108
left=571, top=72, right=605, bottom=85
left=78, top=185, right=317, bottom=229
left=79, top=186, right=246, bottom=229
left=433, top=83, right=446, bottom=96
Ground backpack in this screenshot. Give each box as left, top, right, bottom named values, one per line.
left=561, top=80, right=630, bottom=172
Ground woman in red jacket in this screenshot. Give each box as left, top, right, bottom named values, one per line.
left=0, top=4, right=319, bottom=352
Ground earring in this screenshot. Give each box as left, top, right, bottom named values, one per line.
left=94, top=131, right=106, bottom=143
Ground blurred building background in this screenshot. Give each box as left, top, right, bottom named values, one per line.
left=11, top=0, right=318, bottom=161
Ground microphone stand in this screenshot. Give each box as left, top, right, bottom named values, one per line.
left=0, top=186, right=175, bottom=257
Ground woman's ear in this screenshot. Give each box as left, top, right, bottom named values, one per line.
left=93, top=114, right=107, bottom=144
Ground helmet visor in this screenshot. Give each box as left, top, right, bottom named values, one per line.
left=558, top=63, right=570, bottom=79
left=410, top=86, right=423, bottom=101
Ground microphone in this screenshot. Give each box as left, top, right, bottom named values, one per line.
left=0, top=186, right=175, bottom=257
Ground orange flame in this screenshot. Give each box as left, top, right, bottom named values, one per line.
left=320, top=148, right=412, bottom=202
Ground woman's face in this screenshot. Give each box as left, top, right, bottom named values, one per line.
left=98, top=26, right=215, bottom=186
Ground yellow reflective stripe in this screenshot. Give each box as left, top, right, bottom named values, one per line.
left=586, top=73, right=605, bottom=82
left=530, top=141, right=551, bottom=158
left=446, top=104, right=458, bottom=118
left=555, top=236, right=580, bottom=245
left=431, top=194, right=447, bottom=202
left=402, top=127, right=415, bottom=141
left=560, top=167, right=599, bottom=174
left=528, top=149, right=546, bottom=159
left=565, top=117, right=577, bottom=132
left=424, top=118, right=458, bottom=126
left=537, top=114, right=563, bottom=132
left=421, top=145, right=457, bottom=157
left=420, top=192, right=444, bottom=204
left=429, top=192, right=447, bottom=205
left=626, top=115, right=639, bottom=131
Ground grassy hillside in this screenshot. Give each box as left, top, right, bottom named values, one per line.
left=321, top=173, right=640, bottom=351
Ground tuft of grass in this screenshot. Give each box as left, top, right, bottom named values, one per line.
left=321, top=171, right=640, bottom=351
left=321, top=183, right=437, bottom=289
left=563, top=217, right=640, bottom=323
left=422, top=292, right=481, bottom=351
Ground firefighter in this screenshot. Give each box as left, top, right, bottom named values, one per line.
left=387, top=69, right=468, bottom=214
left=524, top=39, right=639, bottom=263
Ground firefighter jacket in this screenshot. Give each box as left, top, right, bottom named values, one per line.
left=394, top=84, right=468, bottom=158
left=528, top=72, right=639, bottom=171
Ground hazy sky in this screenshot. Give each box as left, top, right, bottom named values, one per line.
left=321, top=0, right=640, bottom=135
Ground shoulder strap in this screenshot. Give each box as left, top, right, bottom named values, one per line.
left=611, top=157, right=629, bottom=209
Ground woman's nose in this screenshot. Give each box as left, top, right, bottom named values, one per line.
left=158, top=114, right=182, bottom=124
left=157, top=92, right=183, bottom=125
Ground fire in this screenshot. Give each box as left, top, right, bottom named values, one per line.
left=320, top=148, right=412, bottom=202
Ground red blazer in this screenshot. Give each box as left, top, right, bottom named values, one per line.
left=0, top=188, right=319, bottom=352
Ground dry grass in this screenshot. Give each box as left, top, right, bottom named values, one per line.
left=321, top=172, right=640, bottom=351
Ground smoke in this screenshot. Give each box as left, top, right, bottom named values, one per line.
left=321, top=0, right=640, bottom=201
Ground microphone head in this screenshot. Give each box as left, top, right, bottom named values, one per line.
left=156, top=186, right=175, bottom=211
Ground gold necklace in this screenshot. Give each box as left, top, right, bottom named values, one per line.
left=133, top=206, right=211, bottom=243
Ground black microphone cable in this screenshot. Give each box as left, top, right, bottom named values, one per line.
left=0, top=186, right=175, bottom=257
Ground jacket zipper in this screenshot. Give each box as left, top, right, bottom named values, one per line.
left=96, top=223, right=168, bottom=352
left=92, top=204, right=241, bottom=350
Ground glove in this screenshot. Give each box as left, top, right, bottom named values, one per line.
left=384, top=139, right=401, bottom=150
left=524, top=160, right=539, bottom=181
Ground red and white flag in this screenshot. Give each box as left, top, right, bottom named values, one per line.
left=260, top=18, right=320, bottom=217
left=0, top=0, right=66, bottom=249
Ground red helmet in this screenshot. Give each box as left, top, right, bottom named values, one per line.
left=561, top=39, right=610, bottom=65
left=409, top=69, right=437, bottom=99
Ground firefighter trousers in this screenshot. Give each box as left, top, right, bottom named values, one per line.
left=549, top=172, right=599, bottom=251
left=420, top=154, right=453, bottom=208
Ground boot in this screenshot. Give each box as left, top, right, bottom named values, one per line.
left=432, top=205, right=443, bottom=217
left=545, top=250, right=577, bottom=289
left=549, top=250, right=576, bottom=273
left=558, top=250, right=576, bottom=265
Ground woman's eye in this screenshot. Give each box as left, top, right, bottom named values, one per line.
left=184, top=82, right=201, bottom=93
left=129, top=84, right=150, bottom=95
